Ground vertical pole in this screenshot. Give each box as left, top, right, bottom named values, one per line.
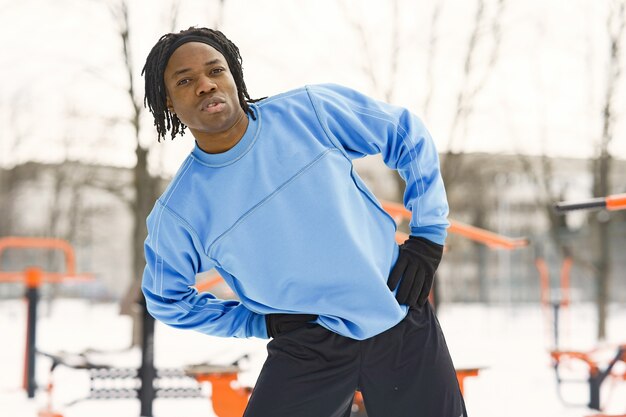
left=552, top=302, right=560, bottom=351
left=23, top=267, right=42, bottom=398
left=139, top=298, right=155, bottom=417
left=588, top=374, right=601, bottom=410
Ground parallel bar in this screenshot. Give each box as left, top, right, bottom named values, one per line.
left=554, top=193, right=626, bottom=213
left=554, top=197, right=606, bottom=213
left=0, top=237, right=77, bottom=275
left=0, top=272, right=94, bottom=283
left=381, top=200, right=529, bottom=250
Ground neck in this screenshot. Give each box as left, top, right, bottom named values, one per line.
left=195, top=111, right=249, bottom=154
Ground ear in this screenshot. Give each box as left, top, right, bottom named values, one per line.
left=166, top=96, right=176, bottom=114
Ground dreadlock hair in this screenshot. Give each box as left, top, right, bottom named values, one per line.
left=142, top=27, right=259, bottom=141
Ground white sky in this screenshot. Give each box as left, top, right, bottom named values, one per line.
left=0, top=0, right=625, bottom=175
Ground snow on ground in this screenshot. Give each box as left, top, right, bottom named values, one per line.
left=1, top=299, right=625, bottom=417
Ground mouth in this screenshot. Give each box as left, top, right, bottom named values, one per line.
left=200, top=98, right=226, bottom=114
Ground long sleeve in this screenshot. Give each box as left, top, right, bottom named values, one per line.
left=141, top=200, right=267, bottom=338
left=307, top=84, right=449, bottom=245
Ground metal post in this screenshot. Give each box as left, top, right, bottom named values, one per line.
left=588, top=373, right=601, bottom=410
left=552, top=302, right=560, bottom=351
left=139, top=298, right=156, bottom=417
left=24, top=267, right=42, bottom=398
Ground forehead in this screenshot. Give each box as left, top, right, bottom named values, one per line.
left=164, top=42, right=228, bottom=78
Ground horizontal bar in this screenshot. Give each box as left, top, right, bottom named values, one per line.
left=0, top=272, right=94, bottom=283
left=606, top=193, right=626, bottom=211
left=554, top=193, right=626, bottom=213
left=380, top=200, right=529, bottom=250
left=553, top=198, right=606, bottom=213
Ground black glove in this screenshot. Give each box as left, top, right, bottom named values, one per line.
left=387, top=236, right=443, bottom=307
left=265, top=313, right=318, bottom=338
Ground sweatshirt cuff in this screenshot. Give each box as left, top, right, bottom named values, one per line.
left=410, top=225, right=447, bottom=246
left=248, top=312, right=270, bottom=339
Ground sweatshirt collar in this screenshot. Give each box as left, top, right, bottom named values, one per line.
left=191, top=103, right=260, bottom=167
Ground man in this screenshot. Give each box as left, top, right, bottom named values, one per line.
left=141, top=26, right=467, bottom=417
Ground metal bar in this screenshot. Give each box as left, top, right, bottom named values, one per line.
left=554, top=197, right=606, bottom=213
left=606, top=193, right=626, bottom=211
left=380, top=200, right=529, bottom=249
left=0, top=236, right=77, bottom=274
left=554, top=193, right=626, bottom=213
left=24, top=268, right=41, bottom=398
left=139, top=300, right=156, bottom=417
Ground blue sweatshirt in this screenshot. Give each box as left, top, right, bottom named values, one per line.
left=142, top=84, right=449, bottom=340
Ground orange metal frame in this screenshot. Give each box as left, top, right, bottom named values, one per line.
left=606, top=194, right=626, bottom=211
left=188, top=365, right=482, bottom=417
left=555, top=193, right=626, bottom=213
left=187, top=365, right=250, bottom=417
left=536, top=257, right=572, bottom=308
left=550, top=350, right=601, bottom=377
left=0, top=236, right=93, bottom=414
left=0, top=236, right=92, bottom=284
left=381, top=200, right=529, bottom=250
left=551, top=345, right=626, bottom=412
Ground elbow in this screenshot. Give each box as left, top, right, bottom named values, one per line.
left=144, top=296, right=197, bottom=330
left=142, top=285, right=188, bottom=327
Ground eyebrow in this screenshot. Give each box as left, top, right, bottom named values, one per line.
left=170, top=59, right=224, bottom=79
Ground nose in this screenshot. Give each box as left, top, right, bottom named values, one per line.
left=196, top=75, right=217, bottom=96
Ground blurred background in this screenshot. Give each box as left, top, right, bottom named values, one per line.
left=1, top=0, right=625, bottom=416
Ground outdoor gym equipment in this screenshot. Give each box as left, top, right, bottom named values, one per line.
left=554, top=193, right=626, bottom=213
left=185, top=364, right=250, bottom=417
left=381, top=200, right=529, bottom=250
left=550, top=345, right=626, bottom=411
left=535, top=252, right=572, bottom=350
left=37, top=350, right=204, bottom=417
left=548, top=195, right=626, bottom=414
left=0, top=236, right=93, bottom=398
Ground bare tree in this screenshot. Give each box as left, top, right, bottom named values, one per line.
left=515, top=0, right=625, bottom=340
left=439, top=0, right=506, bottom=197
left=100, top=1, right=163, bottom=346
left=0, top=93, right=30, bottom=236
left=422, top=0, right=445, bottom=122
left=591, top=0, right=624, bottom=340
left=341, top=0, right=422, bottom=205
left=343, top=0, right=401, bottom=104
left=343, top=0, right=505, bottom=204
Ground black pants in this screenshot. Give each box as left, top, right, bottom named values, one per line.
left=244, top=303, right=468, bottom=417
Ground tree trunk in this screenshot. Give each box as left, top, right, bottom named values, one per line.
left=590, top=0, right=623, bottom=340
left=591, top=154, right=611, bottom=340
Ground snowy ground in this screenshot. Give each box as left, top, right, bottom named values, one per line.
left=1, top=299, right=625, bottom=417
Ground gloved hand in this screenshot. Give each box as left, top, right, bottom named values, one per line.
left=387, top=236, right=444, bottom=307
left=265, top=313, right=318, bottom=338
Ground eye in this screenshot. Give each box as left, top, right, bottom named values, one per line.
left=176, top=78, right=191, bottom=87
left=211, top=67, right=225, bottom=75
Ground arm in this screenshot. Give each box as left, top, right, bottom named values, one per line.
left=141, top=201, right=267, bottom=338
left=307, top=84, right=449, bottom=244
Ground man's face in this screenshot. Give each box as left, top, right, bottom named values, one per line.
left=163, top=42, right=244, bottom=141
